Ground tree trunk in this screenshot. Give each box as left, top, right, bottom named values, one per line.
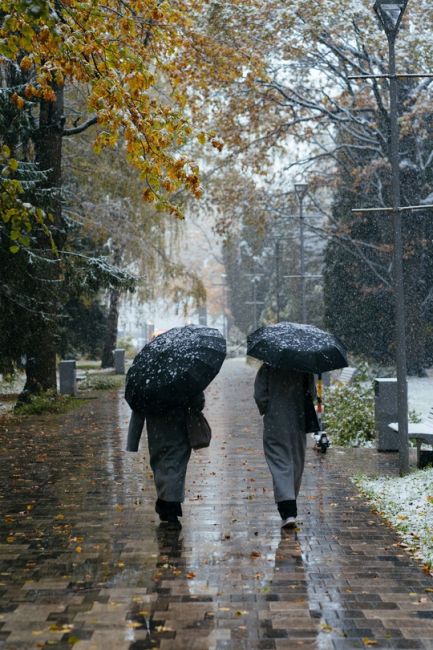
left=22, top=338, right=58, bottom=396
left=20, top=84, right=65, bottom=397
left=100, top=288, right=120, bottom=368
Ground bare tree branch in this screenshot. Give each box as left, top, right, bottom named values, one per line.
left=63, top=116, right=97, bottom=137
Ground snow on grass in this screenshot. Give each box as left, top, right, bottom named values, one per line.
left=354, top=468, right=433, bottom=572
left=408, top=375, right=433, bottom=419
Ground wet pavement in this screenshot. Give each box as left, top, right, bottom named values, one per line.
left=0, top=358, right=432, bottom=650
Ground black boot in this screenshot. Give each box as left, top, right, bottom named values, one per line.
left=155, top=499, right=182, bottom=528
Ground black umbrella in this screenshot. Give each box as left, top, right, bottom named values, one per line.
left=125, top=325, right=226, bottom=413
left=247, top=321, right=348, bottom=374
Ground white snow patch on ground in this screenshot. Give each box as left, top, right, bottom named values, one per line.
left=408, top=375, right=433, bottom=419
left=354, top=468, right=433, bottom=571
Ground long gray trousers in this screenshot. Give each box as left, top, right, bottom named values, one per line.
left=126, top=410, right=191, bottom=502
left=263, top=426, right=307, bottom=503
left=147, top=424, right=191, bottom=503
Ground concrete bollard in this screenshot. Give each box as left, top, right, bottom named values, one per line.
left=374, top=378, right=398, bottom=451
left=114, top=349, right=125, bottom=375
left=59, top=360, right=77, bottom=396
left=146, top=322, right=154, bottom=342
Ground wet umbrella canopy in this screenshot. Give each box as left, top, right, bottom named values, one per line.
left=125, top=325, right=226, bottom=413
left=247, top=322, right=348, bottom=374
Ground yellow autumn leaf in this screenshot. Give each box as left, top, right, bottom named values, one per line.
left=0, top=0, right=267, bottom=220
left=19, top=55, right=32, bottom=71
left=320, top=623, right=333, bottom=632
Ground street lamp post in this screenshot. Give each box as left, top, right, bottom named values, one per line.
left=222, top=284, right=227, bottom=339
left=211, top=274, right=230, bottom=339
left=373, top=0, right=409, bottom=473
left=294, top=183, right=308, bottom=323
left=244, top=272, right=265, bottom=331
left=275, top=239, right=281, bottom=321
left=252, top=278, right=259, bottom=330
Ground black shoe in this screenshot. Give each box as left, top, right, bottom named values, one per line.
left=155, top=499, right=183, bottom=527
left=281, top=516, right=297, bottom=530
left=165, top=515, right=182, bottom=530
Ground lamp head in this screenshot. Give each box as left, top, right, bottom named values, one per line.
left=294, top=183, right=308, bottom=200
left=373, top=0, right=408, bottom=36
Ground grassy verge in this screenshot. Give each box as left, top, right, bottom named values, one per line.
left=78, top=373, right=124, bottom=391
left=76, top=361, right=101, bottom=370
left=13, top=391, right=88, bottom=416
left=0, top=373, right=124, bottom=419
left=354, top=469, right=433, bottom=574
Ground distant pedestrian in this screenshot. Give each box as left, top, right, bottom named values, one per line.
left=254, top=363, right=317, bottom=529
left=126, top=391, right=205, bottom=529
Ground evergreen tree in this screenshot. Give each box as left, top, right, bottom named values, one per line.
left=324, top=85, right=433, bottom=373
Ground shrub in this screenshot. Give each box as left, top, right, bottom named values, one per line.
left=116, top=336, right=138, bottom=359
left=14, top=391, right=85, bottom=416
left=323, top=378, right=375, bottom=447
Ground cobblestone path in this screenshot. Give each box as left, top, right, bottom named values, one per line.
left=0, top=358, right=432, bottom=650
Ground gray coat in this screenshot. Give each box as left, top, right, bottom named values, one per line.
left=254, top=364, right=315, bottom=503
left=126, top=393, right=205, bottom=503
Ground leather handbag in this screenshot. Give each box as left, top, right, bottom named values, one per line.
left=186, top=409, right=212, bottom=450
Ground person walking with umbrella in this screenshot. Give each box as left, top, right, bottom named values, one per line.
left=125, top=325, right=226, bottom=529
left=248, top=322, right=347, bottom=530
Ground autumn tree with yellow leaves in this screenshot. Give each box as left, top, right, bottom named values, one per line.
left=0, top=0, right=271, bottom=393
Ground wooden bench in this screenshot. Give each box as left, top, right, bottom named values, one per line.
left=388, top=407, right=433, bottom=468
left=335, top=366, right=358, bottom=385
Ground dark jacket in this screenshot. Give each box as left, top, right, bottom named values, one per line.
left=254, top=364, right=316, bottom=435
left=126, top=392, right=205, bottom=452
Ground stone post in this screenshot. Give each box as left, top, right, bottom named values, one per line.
left=146, top=322, right=154, bottom=342
left=374, top=378, right=399, bottom=452
left=114, top=349, right=125, bottom=375
left=59, top=360, right=77, bottom=396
